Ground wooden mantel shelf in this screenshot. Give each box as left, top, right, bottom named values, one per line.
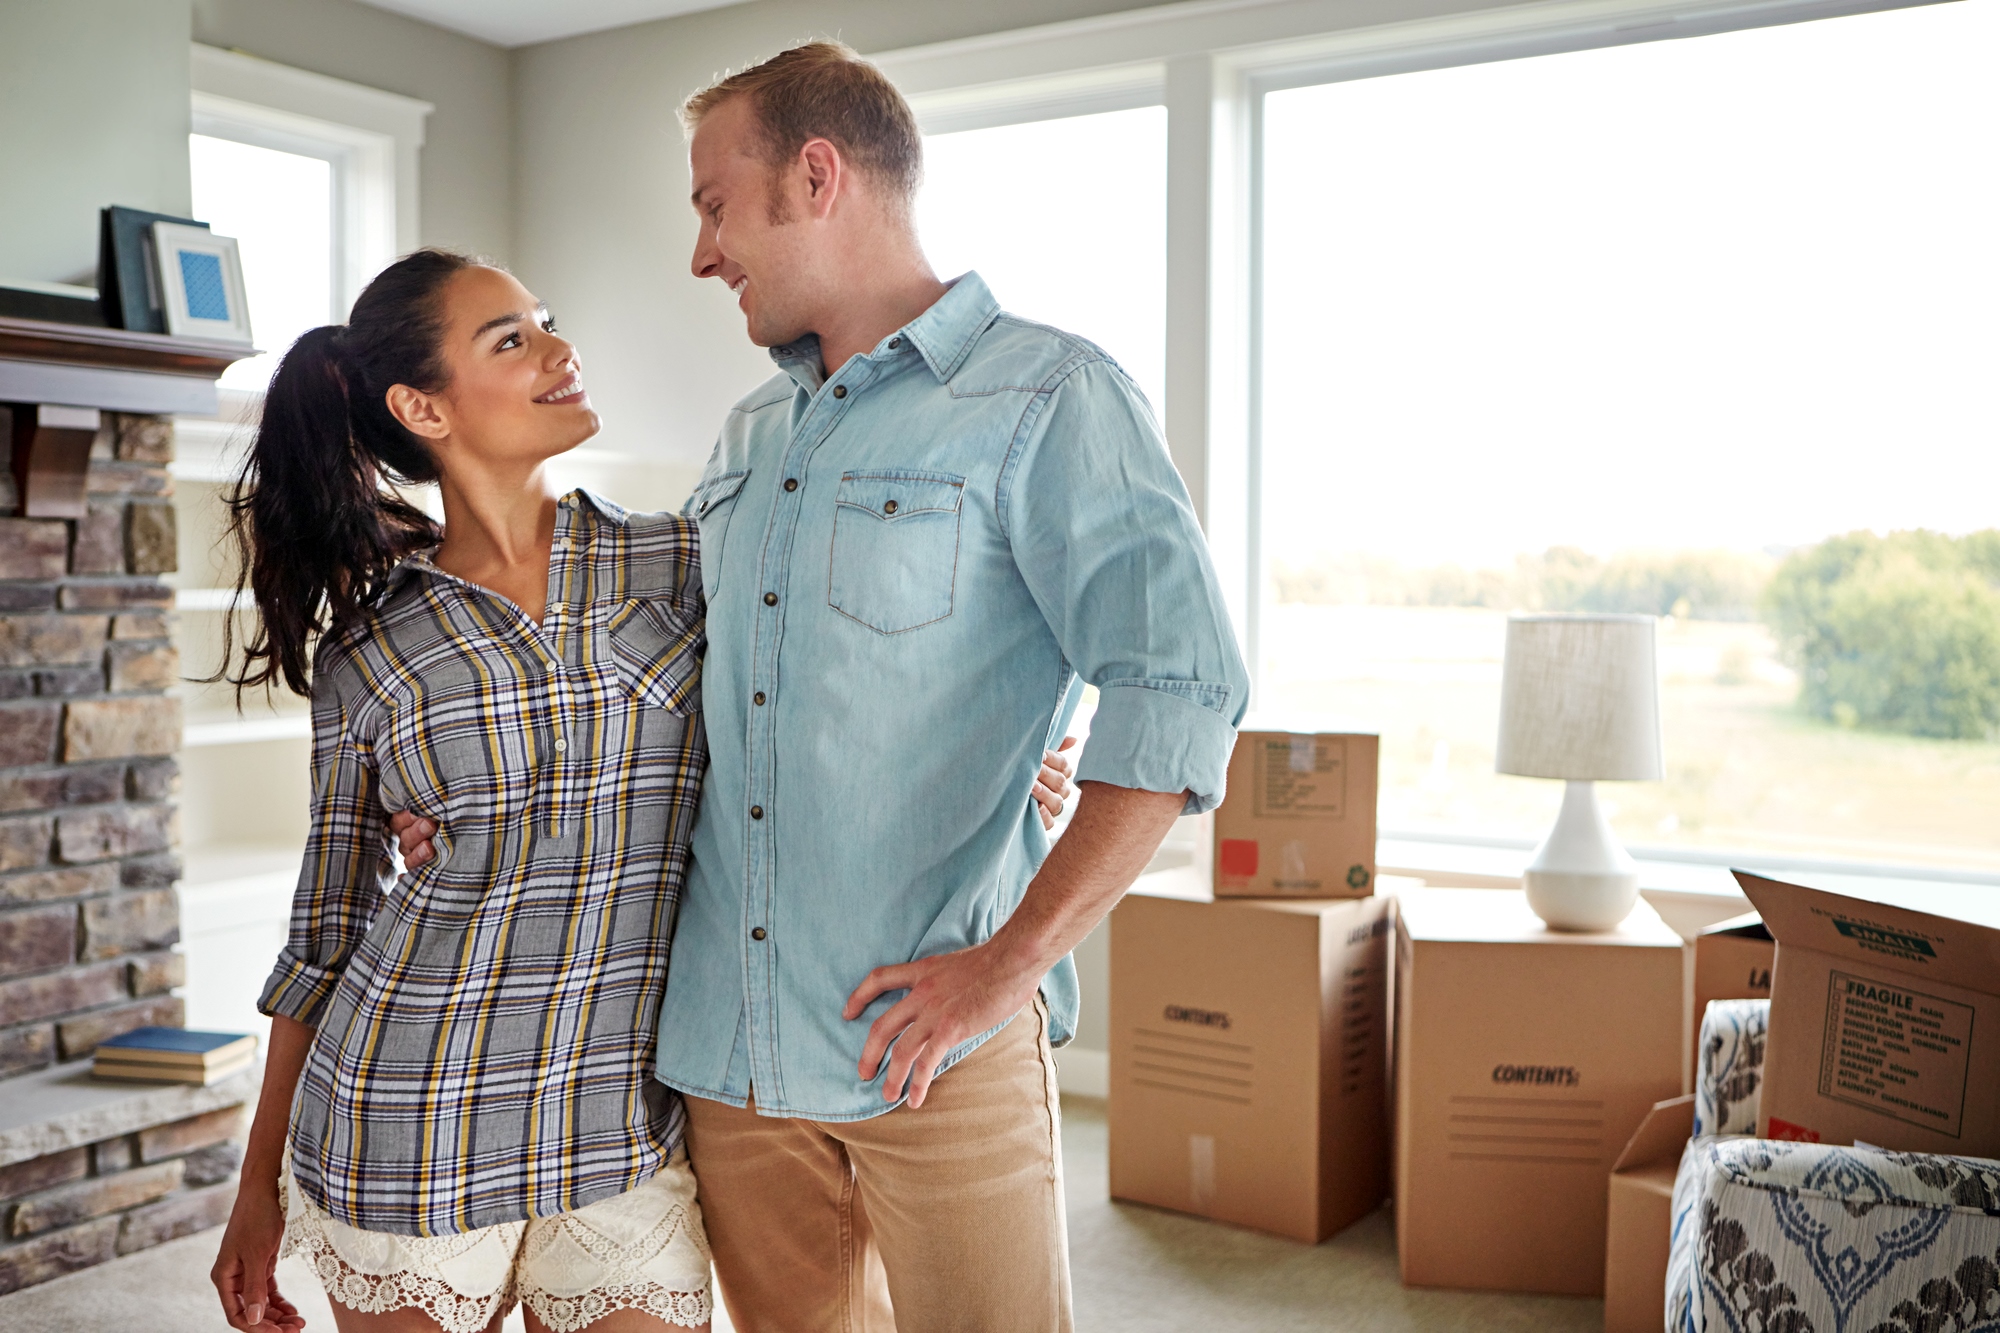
left=0, top=314, right=254, bottom=378
left=2, top=315, right=257, bottom=516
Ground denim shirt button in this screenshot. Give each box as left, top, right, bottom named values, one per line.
left=832, top=385, right=847, bottom=399
left=753, top=692, right=766, bottom=705
left=750, top=805, right=764, bottom=820
left=889, top=337, right=902, bottom=350
left=784, top=478, right=798, bottom=492
left=751, top=927, right=767, bottom=941
left=763, top=592, right=778, bottom=606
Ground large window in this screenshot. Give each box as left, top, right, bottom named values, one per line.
left=1257, top=0, right=2000, bottom=870
left=189, top=134, right=335, bottom=390
left=918, top=106, right=1169, bottom=416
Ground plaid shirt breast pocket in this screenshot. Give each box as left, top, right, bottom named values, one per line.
left=606, top=595, right=705, bottom=716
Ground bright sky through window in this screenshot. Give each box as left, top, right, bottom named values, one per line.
left=1258, top=0, right=2000, bottom=869
left=919, top=106, right=1169, bottom=420
left=1261, top=0, right=2000, bottom=572
left=189, top=134, right=333, bottom=390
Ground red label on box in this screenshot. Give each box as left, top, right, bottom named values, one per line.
left=1218, top=839, right=1259, bottom=880
left=1767, top=1116, right=1822, bottom=1143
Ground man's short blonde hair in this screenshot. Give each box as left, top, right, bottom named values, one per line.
left=682, top=41, right=924, bottom=207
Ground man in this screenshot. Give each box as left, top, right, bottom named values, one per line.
left=406, top=40, right=1246, bottom=1332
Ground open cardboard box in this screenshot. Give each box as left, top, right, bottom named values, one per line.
left=1738, top=870, right=2000, bottom=1156
left=1691, top=911, right=1773, bottom=1070
left=1640, top=889, right=1770, bottom=1093
left=1603, top=1094, right=1695, bottom=1333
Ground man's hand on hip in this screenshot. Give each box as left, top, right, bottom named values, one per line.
left=844, top=936, right=1045, bottom=1110
left=844, top=779, right=1186, bottom=1109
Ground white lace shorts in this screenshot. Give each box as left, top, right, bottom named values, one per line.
left=279, top=1148, right=712, bottom=1332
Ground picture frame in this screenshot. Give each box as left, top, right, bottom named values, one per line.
left=97, top=206, right=208, bottom=333
left=151, top=221, right=253, bottom=343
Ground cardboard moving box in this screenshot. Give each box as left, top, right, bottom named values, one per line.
left=1604, top=1095, right=1695, bottom=1333
left=1214, top=726, right=1379, bottom=899
left=1691, top=911, right=1774, bottom=1075
left=1395, top=889, right=1682, bottom=1296
left=1109, top=890, right=1391, bottom=1243
left=1738, top=871, right=2000, bottom=1157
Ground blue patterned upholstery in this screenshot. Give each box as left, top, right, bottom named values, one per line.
left=1668, top=998, right=2000, bottom=1333
left=1694, top=998, right=1768, bottom=1139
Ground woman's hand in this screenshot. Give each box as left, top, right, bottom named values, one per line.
left=1032, top=736, right=1079, bottom=830
left=215, top=1014, right=316, bottom=1332
left=211, top=1177, right=304, bottom=1332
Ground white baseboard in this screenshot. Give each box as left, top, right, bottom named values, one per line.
left=1054, top=1045, right=1108, bottom=1099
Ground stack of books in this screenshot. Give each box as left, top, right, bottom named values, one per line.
left=92, top=1028, right=258, bottom=1085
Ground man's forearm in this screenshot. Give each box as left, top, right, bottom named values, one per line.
left=986, top=779, right=1185, bottom=979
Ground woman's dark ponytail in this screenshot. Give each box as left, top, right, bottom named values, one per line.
left=217, top=248, right=478, bottom=699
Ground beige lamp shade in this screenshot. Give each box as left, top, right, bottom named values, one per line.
left=1496, top=614, right=1663, bottom=781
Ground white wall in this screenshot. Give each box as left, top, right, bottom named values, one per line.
left=509, top=0, right=1174, bottom=498
left=0, top=0, right=194, bottom=284
left=0, top=0, right=511, bottom=285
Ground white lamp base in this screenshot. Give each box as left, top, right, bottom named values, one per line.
left=1523, top=780, right=1640, bottom=932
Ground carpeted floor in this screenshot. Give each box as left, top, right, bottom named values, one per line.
left=0, top=1097, right=1603, bottom=1332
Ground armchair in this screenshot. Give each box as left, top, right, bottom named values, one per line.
left=1669, top=998, right=2000, bottom=1333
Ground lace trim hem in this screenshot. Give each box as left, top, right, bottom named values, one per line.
left=282, top=1221, right=514, bottom=1333
left=520, top=1283, right=712, bottom=1332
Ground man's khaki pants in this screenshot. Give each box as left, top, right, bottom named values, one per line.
left=682, top=1001, right=1073, bottom=1332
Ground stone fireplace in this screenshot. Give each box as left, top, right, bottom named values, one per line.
left=0, top=315, right=254, bottom=1293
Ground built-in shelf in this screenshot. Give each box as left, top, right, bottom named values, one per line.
left=175, top=587, right=240, bottom=612
left=182, top=714, right=311, bottom=747
left=169, top=414, right=254, bottom=485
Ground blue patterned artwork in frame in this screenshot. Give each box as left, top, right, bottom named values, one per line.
left=177, top=250, right=230, bottom=321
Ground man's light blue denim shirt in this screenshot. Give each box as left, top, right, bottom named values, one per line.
left=655, top=273, right=1249, bottom=1121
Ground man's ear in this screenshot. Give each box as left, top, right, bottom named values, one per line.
left=386, top=384, right=449, bottom=441
left=799, top=137, right=844, bottom=219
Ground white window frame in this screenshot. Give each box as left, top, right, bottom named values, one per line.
left=876, top=0, right=1980, bottom=892
left=179, top=45, right=431, bottom=480
left=189, top=44, right=430, bottom=335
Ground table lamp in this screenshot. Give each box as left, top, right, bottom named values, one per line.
left=1496, top=613, right=1663, bottom=931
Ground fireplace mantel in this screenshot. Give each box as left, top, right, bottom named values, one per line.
left=1, top=315, right=254, bottom=517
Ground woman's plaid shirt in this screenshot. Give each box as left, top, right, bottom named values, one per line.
left=258, top=491, right=707, bottom=1236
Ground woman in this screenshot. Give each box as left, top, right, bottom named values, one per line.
left=208, top=250, right=1073, bottom=1333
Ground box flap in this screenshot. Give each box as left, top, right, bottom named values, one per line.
left=1698, top=911, right=1771, bottom=942
left=1640, top=887, right=1755, bottom=943
left=1611, top=1094, right=1695, bottom=1173
left=1735, top=871, right=2000, bottom=995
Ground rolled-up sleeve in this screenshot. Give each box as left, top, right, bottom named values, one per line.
left=257, top=648, right=394, bottom=1025
left=1006, top=359, right=1250, bottom=813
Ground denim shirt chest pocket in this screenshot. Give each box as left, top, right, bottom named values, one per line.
left=689, top=469, right=750, bottom=602
left=827, top=469, right=966, bottom=634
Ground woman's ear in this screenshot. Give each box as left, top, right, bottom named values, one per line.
left=386, top=384, right=449, bottom=441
